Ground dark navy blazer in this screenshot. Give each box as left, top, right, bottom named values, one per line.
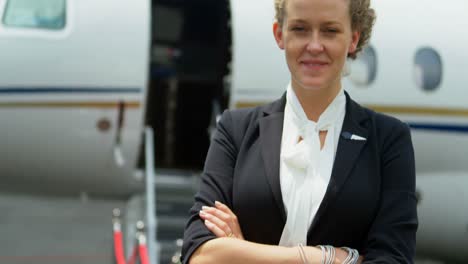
left=182, top=92, right=418, bottom=263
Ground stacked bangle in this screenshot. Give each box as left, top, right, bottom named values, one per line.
left=318, top=245, right=325, bottom=263
left=316, top=245, right=359, bottom=264
left=299, top=244, right=359, bottom=264
left=340, top=247, right=359, bottom=264
left=297, top=243, right=309, bottom=264
left=324, top=245, right=335, bottom=264
left=317, top=245, right=335, bottom=264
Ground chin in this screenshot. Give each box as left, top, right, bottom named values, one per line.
left=293, top=78, right=328, bottom=92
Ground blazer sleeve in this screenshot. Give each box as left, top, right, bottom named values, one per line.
left=362, top=120, right=418, bottom=263
left=181, top=110, right=239, bottom=264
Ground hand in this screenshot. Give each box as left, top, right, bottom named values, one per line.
left=199, top=201, right=244, bottom=240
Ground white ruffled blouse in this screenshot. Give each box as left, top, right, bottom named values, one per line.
left=278, top=83, right=346, bottom=246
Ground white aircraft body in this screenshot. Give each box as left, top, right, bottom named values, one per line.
left=0, top=0, right=150, bottom=196
left=0, top=0, right=466, bottom=263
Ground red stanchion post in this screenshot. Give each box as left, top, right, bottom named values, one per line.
left=113, top=209, right=127, bottom=264
left=112, top=210, right=151, bottom=264
left=136, top=221, right=150, bottom=264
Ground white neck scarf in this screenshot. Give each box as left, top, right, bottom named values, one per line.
left=279, top=84, right=346, bottom=246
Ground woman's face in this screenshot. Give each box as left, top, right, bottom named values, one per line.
left=274, top=0, right=360, bottom=94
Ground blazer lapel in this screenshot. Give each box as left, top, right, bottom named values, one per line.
left=308, top=93, right=370, bottom=237
left=259, top=94, right=287, bottom=222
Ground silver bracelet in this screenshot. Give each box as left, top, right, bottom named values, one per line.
left=324, top=246, right=330, bottom=264
left=317, top=245, right=335, bottom=264
left=318, top=245, right=326, bottom=264
left=341, top=247, right=359, bottom=264
left=341, top=247, right=353, bottom=263
left=297, top=243, right=308, bottom=264
left=325, top=246, right=335, bottom=264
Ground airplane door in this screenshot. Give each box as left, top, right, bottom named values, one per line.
left=0, top=0, right=150, bottom=195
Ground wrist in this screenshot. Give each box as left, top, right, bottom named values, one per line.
left=281, top=246, right=301, bottom=264
left=302, top=245, right=323, bottom=264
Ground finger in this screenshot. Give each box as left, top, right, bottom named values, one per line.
left=202, top=206, right=238, bottom=237
left=202, top=206, right=231, bottom=222
left=214, top=201, right=235, bottom=216
left=199, top=211, right=232, bottom=236
left=204, top=220, right=229, bottom=238
left=214, top=202, right=243, bottom=238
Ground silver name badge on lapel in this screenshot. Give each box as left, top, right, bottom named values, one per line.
left=341, top=131, right=367, bottom=141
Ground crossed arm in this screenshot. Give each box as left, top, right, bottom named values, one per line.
left=189, top=201, right=362, bottom=264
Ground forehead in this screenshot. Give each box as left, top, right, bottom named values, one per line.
left=285, top=0, right=350, bottom=23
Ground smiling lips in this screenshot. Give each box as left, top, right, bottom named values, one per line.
left=300, top=60, right=329, bottom=71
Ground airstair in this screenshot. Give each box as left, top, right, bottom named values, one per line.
left=117, top=128, right=199, bottom=264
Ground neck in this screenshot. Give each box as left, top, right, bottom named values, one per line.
left=291, top=83, right=341, bottom=122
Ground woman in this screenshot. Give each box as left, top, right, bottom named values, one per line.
left=182, top=0, right=418, bottom=263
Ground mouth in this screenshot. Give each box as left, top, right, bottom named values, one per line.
left=300, top=60, right=329, bottom=70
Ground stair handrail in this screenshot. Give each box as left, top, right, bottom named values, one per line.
left=145, top=127, right=158, bottom=264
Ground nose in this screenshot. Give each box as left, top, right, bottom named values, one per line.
left=306, top=33, right=324, bottom=53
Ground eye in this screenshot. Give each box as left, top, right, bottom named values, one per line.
left=325, top=28, right=339, bottom=33
left=289, top=25, right=307, bottom=33
left=290, top=26, right=306, bottom=32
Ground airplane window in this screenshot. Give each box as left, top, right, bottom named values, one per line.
left=2, top=0, right=66, bottom=30
left=414, top=47, right=443, bottom=92
left=347, top=45, right=377, bottom=87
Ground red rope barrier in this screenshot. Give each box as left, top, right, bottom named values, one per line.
left=112, top=210, right=151, bottom=264
left=139, top=244, right=150, bottom=264
left=113, top=227, right=126, bottom=264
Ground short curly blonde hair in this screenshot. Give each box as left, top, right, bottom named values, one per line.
left=274, top=0, right=376, bottom=59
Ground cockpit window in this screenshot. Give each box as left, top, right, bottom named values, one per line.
left=348, top=45, right=378, bottom=87
left=2, top=0, right=66, bottom=30
left=414, top=47, right=443, bottom=92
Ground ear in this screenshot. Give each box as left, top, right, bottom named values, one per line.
left=273, top=21, right=285, bottom=50
left=348, top=30, right=361, bottom=53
